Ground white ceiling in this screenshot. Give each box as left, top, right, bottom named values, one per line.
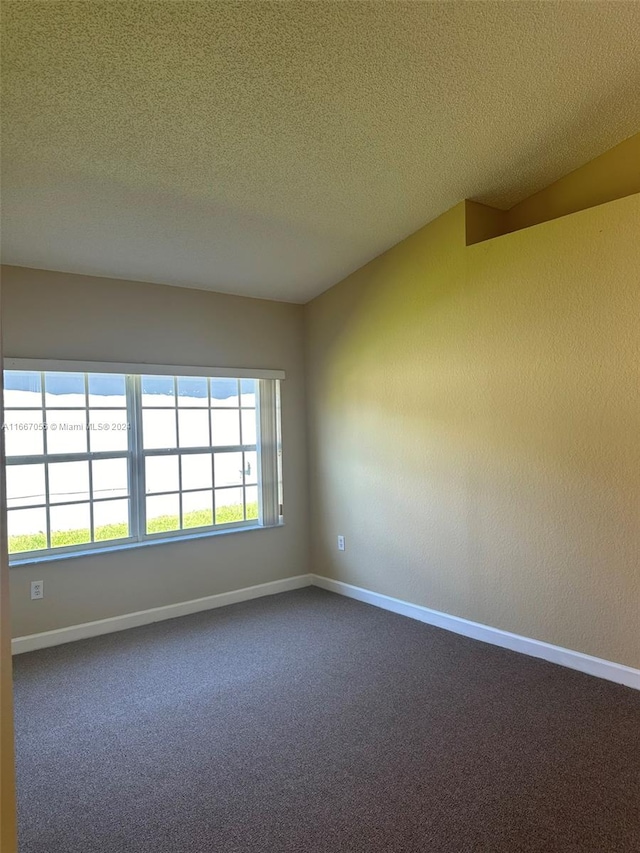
left=2, top=1, right=639, bottom=303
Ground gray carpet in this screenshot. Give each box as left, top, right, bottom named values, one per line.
left=13, top=587, right=640, bottom=852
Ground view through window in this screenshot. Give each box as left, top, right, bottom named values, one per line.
left=4, top=368, right=282, bottom=560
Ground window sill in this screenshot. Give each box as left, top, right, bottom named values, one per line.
left=9, top=521, right=284, bottom=568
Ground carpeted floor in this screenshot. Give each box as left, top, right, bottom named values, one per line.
left=13, top=587, right=640, bottom=852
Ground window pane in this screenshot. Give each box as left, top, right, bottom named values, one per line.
left=141, top=375, right=175, bottom=407
left=88, top=410, right=129, bottom=452
left=4, top=371, right=41, bottom=408
left=243, top=451, right=257, bottom=485
left=8, top=508, right=47, bottom=554
left=92, top=458, right=128, bottom=500
left=210, top=378, right=238, bottom=407
left=49, top=461, right=90, bottom=504
left=4, top=410, right=45, bottom=456
left=177, top=376, right=208, bottom=407
left=45, top=410, right=88, bottom=454
left=215, top=488, right=244, bottom=524
left=240, top=379, right=256, bottom=407
left=211, top=409, right=240, bottom=446
left=94, top=499, right=129, bottom=542
left=182, top=490, right=213, bottom=529
left=88, top=374, right=126, bottom=407
left=50, top=503, right=91, bottom=548
left=5, top=371, right=277, bottom=556
left=146, top=494, right=180, bottom=534
left=245, top=485, right=259, bottom=520
left=241, top=409, right=257, bottom=445
left=178, top=409, right=209, bottom=448
left=214, top=452, right=243, bottom=487
left=181, top=453, right=212, bottom=491
left=6, top=464, right=46, bottom=508
left=45, top=372, right=85, bottom=407
left=142, top=409, right=177, bottom=449
left=145, top=455, right=179, bottom=494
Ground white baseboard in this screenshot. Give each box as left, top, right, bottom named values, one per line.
left=13, top=572, right=640, bottom=691
left=311, top=575, right=640, bottom=691
left=11, top=574, right=313, bottom=655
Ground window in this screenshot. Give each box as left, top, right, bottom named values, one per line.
left=4, top=362, right=283, bottom=562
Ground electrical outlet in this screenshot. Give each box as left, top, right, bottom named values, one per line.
left=30, top=580, right=44, bottom=600
left=337, top=535, right=345, bottom=551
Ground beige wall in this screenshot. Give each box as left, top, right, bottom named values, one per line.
left=2, top=266, right=309, bottom=637
left=305, top=193, right=640, bottom=669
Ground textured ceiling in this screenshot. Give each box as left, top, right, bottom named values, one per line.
left=2, top=1, right=640, bottom=303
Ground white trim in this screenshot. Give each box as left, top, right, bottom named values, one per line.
left=4, top=358, right=285, bottom=380
left=311, top=575, right=640, bottom=691
left=257, top=379, right=279, bottom=526
left=12, top=572, right=639, bottom=691
left=9, top=520, right=268, bottom=567
left=12, top=574, right=312, bottom=654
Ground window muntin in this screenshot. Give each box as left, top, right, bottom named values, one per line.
left=4, top=369, right=279, bottom=562
left=4, top=370, right=133, bottom=555
left=139, top=376, right=259, bottom=536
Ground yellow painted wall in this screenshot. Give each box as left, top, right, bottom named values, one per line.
left=305, top=192, right=640, bottom=669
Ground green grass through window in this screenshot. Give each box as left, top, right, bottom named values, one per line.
left=9, top=502, right=259, bottom=555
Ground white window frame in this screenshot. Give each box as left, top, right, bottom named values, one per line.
left=4, top=359, right=284, bottom=565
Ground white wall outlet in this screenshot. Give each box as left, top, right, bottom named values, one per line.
left=30, top=580, right=44, bottom=600
left=337, top=535, right=345, bottom=551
